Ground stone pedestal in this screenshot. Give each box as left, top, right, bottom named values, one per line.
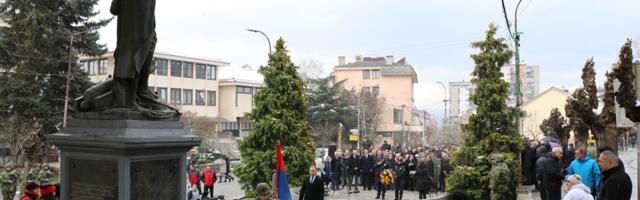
left=47, top=116, right=201, bottom=200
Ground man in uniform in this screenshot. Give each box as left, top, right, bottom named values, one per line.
left=0, top=163, right=17, bottom=200
left=37, top=165, right=54, bottom=184
left=489, top=154, right=512, bottom=200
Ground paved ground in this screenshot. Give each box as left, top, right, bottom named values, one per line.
left=213, top=179, right=447, bottom=200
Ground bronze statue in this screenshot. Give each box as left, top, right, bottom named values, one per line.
left=76, top=0, right=179, bottom=119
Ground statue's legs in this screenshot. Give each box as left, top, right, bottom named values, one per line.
left=136, top=50, right=154, bottom=95
left=112, top=77, right=137, bottom=108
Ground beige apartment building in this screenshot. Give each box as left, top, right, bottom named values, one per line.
left=521, top=87, right=571, bottom=141
left=80, top=52, right=261, bottom=139
left=333, top=55, right=426, bottom=148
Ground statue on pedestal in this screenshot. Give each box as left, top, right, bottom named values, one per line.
left=76, top=0, right=179, bottom=119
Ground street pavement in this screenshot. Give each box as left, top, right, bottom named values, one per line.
left=214, top=178, right=447, bottom=200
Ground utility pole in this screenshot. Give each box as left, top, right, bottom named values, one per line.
left=501, top=0, right=524, bottom=135
left=62, top=33, right=75, bottom=128
left=436, top=81, right=448, bottom=119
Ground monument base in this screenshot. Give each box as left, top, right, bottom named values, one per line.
left=47, top=118, right=201, bottom=200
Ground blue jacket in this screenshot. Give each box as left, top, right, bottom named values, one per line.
left=566, top=155, right=601, bottom=192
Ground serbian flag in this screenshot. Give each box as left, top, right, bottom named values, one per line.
left=275, top=141, right=292, bottom=200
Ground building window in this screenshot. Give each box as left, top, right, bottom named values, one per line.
left=183, top=89, right=193, bottom=105
left=155, top=59, right=168, bottom=75
left=371, top=69, right=380, bottom=79
left=170, top=61, right=182, bottom=77
left=372, top=86, right=380, bottom=97
left=88, top=60, right=98, bottom=75
left=170, top=88, right=181, bottom=104
left=98, top=59, right=108, bottom=75
left=196, top=64, right=206, bottom=79
left=237, top=86, right=253, bottom=94
left=158, top=87, right=168, bottom=103
left=80, top=61, right=88, bottom=73
left=241, top=121, right=253, bottom=131
left=206, top=65, right=217, bottom=80
left=393, top=109, right=403, bottom=124
left=361, top=86, right=370, bottom=94
left=363, top=70, right=370, bottom=79
left=183, top=62, right=193, bottom=78
left=195, top=90, right=205, bottom=106
left=207, top=91, right=216, bottom=106
left=222, top=122, right=239, bottom=131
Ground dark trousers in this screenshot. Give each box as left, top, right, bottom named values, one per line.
left=362, top=172, right=373, bottom=190
left=419, top=189, right=427, bottom=199
left=347, top=174, right=359, bottom=191
left=545, top=188, right=560, bottom=200
left=204, top=185, right=214, bottom=198
left=375, top=182, right=386, bottom=198
left=394, top=182, right=404, bottom=200
left=331, top=174, right=340, bottom=191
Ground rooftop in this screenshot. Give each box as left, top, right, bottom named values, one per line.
left=334, top=56, right=417, bottom=83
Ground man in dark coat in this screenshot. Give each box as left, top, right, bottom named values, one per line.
left=374, top=151, right=388, bottom=199
left=360, top=149, right=374, bottom=191
left=299, top=165, right=324, bottom=200
left=521, top=141, right=537, bottom=186
left=393, top=155, right=406, bottom=200
left=346, top=150, right=360, bottom=193
left=381, top=141, right=391, bottom=151
left=597, top=150, right=632, bottom=200
left=542, top=147, right=564, bottom=200
left=415, top=158, right=433, bottom=199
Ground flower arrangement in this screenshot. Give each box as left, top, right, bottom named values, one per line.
left=380, top=169, right=395, bottom=186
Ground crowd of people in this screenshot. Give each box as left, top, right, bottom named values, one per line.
left=0, top=164, right=57, bottom=200
left=317, top=141, right=452, bottom=200
left=520, top=139, right=633, bottom=200
left=187, top=155, right=233, bottom=200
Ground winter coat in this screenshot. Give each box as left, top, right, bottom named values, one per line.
left=347, top=156, right=361, bottom=175
left=535, top=154, right=548, bottom=182
left=566, top=156, right=601, bottom=193
left=360, top=155, right=374, bottom=174
left=414, top=162, right=431, bottom=191
left=394, top=163, right=406, bottom=185
left=322, top=160, right=331, bottom=179
left=19, top=190, right=38, bottom=200
left=189, top=171, right=201, bottom=185
left=562, top=183, right=592, bottom=200
left=202, top=169, right=216, bottom=187
left=598, top=166, right=632, bottom=200
left=521, top=146, right=536, bottom=170
left=541, top=155, right=563, bottom=191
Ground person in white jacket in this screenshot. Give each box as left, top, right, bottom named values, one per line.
left=563, top=174, right=593, bottom=200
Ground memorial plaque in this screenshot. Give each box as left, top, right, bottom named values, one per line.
left=130, top=159, right=179, bottom=200
left=68, top=159, right=118, bottom=200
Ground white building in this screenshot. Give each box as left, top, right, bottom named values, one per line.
left=501, top=64, right=540, bottom=104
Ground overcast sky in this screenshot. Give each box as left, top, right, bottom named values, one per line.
left=95, top=0, right=640, bottom=119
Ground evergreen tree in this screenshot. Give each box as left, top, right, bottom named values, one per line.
left=539, top=108, right=571, bottom=148
left=235, top=38, right=315, bottom=194
left=0, top=0, right=109, bottom=163
left=306, top=75, right=356, bottom=148
left=446, top=24, right=523, bottom=200
left=566, top=58, right=620, bottom=152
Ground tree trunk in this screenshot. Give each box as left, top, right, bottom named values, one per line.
left=593, top=124, right=620, bottom=154
left=574, top=130, right=589, bottom=151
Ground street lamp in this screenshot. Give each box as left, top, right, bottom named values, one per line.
left=436, top=81, right=448, bottom=119
left=246, top=28, right=272, bottom=54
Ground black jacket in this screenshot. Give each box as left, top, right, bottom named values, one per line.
left=360, top=155, right=374, bottom=173
left=414, top=162, right=432, bottom=191
left=299, top=175, right=324, bottom=200
left=347, top=156, right=361, bottom=175
left=541, top=155, right=563, bottom=191
left=598, top=166, right=632, bottom=200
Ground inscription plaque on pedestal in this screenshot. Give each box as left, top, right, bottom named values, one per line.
left=130, top=159, right=179, bottom=200
left=68, top=159, right=118, bottom=200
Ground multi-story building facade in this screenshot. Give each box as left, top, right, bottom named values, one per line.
left=501, top=64, right=540, bottom=104
left=81, top=52, right=261, bottom=139
left=332, top=55, right=425, bottom=148
left=448, top=81, right=476, bottom=117
left=521, top=87, right=570, bottom=141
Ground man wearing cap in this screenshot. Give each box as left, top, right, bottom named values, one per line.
left=0, top=163, right=17, bottom=200
left=255, top=183, right=272, bottom=200
left=489, top=154, right=512, bottom=200
left=562, top=174, right=593, bottom=200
